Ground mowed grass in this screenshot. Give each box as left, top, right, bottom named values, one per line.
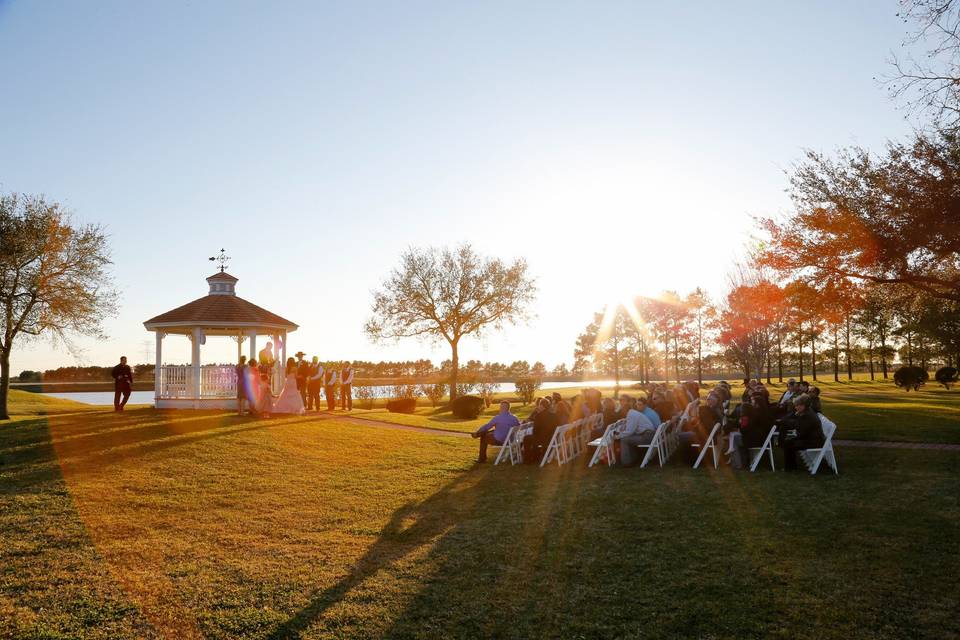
left=1, top=390, right=959, bottom=639
left=352, top=379, right=960, bottom=444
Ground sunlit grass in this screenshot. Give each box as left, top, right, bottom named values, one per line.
left=1, top=389, right=959, bottom=638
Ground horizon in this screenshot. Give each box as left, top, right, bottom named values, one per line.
left=1, top=1, right=915, bottom=372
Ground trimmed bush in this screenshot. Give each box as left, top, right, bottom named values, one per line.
left=451, top=395, right=485, bottom=419
left=935, top=366, right=959, bottom=390
left=893, top=366, right=928, bottom=392
left=385, top=397, right=417, bottom=413
left=514, top=376, right=542, bottom=405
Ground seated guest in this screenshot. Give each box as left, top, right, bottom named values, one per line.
left=552, top=392, right=571, bottom=425
left=637, top=395, right=661, bottom=429
left=471, top=401, right=520, bottom=463
left=740, top=390, right=775, bottom=449
left=741, top=378, right=755, bottom=403
left=808, top=386, right=823, bottom=414
left=524, top=397, right=559, bottom=463
left=601, top=397, right=620, bottom=427
left=615, top=394, right=634, bottom=421
left=799, top=380, right=811, bottom=395
left=776, top=394, right=825, bottom=471
left=777, top=379, right=798, bottom=406
left=617, top=396, right=657, bottom=466
left=652, top=390, right=676, bottom=423
left=526, top=397, right=547, bottom=422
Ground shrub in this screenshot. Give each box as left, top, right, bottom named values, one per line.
left=391, top=382, right=420, bottom=399
left=419, top=382, right=447, bottom=407
left=476, top=380, right=498, bottom=407
left=354, top=385, right=376, bottom=409
left=385, top=397, right=417, bottom=413
left=514, top=376, right=541, bottom=405
left=935, top=366, right=959, bottom=390
left=17, top=370, right=41, bottom=382
left=451, top=395, right=485, bottom=419
left=893, top=366, right=928, bottom=392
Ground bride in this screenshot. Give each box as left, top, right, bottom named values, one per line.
left=272, top=358, right=305, bottom=415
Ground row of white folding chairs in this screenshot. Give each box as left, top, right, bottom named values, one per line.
left=586, top=417, right=681, bottom=468
left=540, top=413, right=603, bottom=467
left=493, top=421, right=534, bottom=466
left=748, top=413, right=839, bottom=474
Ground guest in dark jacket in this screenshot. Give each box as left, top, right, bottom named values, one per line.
left=740, top=392, right=774, bottom=448
left=524, top=398, right=559, bottom=463
left=551, top=392, right=571, bottom=425
left=601, top=397, right=620, bottom=428
left=777, top=394, right=825, bottom=471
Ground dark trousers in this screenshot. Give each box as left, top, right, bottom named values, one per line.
left=478, top=431, right=503, bottom=462
left=783, top=438, right=818, bottom=471
left=340, top=384, right=352, bottom=410
left=114, top=383, right=131, bottom=411
left=307, top=383, right=322, bottom=411
left=325, top=386, right=336, bottom=410
left=297, top=377, right=307, bottom=404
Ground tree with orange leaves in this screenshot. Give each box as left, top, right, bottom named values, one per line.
left=759, top=131, right=960, bottom=302
left=0, top=194, right=117, bottom=420
left=716, top=280, right=780, bottom=380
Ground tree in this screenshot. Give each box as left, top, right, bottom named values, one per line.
left=685, top=288, right=716, bottom=385
left=716, top=281, right=779, bottom=381
left=888, top=0, right=960, bottom=131
left=573, top=305, right=631, bottom=391
left=365, top=244, right=536, bottom=401
left=0, top=194, right=117, bottom=419
left=855, top=286, right=897, bottom=380
left=760, top=131, right=960, bottom=302
left=935, top=366, right=959, bottom=389
left=530, top=361, right=547, bottom=379
left=645, top=292, right=690, bottom=384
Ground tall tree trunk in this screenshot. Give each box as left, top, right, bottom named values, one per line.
left=906, top=332, right=913, bottom=366
left=663, top=336, right=670, bottom=384
left=879, top=328, right=889, bottom=379
left=766, top=352, right=772, bottom=384
left=673, top=336, right=681, bottom=383
left=833, top=327, right=840, bottom=382
left=613, top=338, right=621, bottom=396
left=449, top=339, right=459, bottom=402
left=868, top=343, right=875, bottom=381
left=0, top=347, right=10, bottom=420
left=811, top=331, right=818, bottom=381
left=777, top=324, right=783, bottom=382
left=798, top=330, right=805, bottom=382
left=696, top=329, right=703, bottom=385
left=844, top=315, right=853, bottom=380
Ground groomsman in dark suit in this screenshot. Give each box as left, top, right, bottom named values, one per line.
left=111, top=356, right=133, bottom=411
left=340, top=362, right=354, bottom=411
left=324, top=366, right=337, bottom=411
left=307, top=357, right=323, bottom=411
left=295, top=351, right=309, bottom=405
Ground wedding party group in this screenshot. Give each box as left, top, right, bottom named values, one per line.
left=235, top=341, right=355, bottom=417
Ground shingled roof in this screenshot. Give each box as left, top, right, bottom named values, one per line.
left=143, top=272, right=297, bottom=330
left=144, top=295, right=297, bottom=328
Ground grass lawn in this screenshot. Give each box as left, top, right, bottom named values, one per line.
left=350, top=380, right=960, bottom=444
left=1, top=390, right=959, bottom=639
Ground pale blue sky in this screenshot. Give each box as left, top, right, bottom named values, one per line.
left=1, top=0, right=915, bottom=372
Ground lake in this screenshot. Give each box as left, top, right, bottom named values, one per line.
left=36, top=380, right=641, bottom=406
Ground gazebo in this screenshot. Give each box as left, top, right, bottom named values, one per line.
left=143, top=270, right=298, bottom=409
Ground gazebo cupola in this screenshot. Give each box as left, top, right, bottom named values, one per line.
left=143, top=262, right=298, bottom=409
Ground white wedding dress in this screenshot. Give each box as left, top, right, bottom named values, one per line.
left=272, top=373, right=305, bottom=415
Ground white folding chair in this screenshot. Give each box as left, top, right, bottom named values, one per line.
left=749, top=425, right=779, bottom=472
left=693, top=422, right=722, bottom=469
left=800, top=414, right=839, bottom=475
left=639, top=421, right=670, bottom=468
left=540, top=422, right=572, bottom=467
left=494, top=422, right=531, bottom=466
left=588, top=419, right=625, bottom=467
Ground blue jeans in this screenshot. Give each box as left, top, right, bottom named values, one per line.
left=619, top=431, right=654, bottom=466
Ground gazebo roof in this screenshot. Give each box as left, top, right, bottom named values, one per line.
left=143, top=271, right=298, bottom=332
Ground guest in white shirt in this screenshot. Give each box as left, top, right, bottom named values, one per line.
left=616, top=395, right=657, bottom=466
left=307, top=357, right=324, bottom=411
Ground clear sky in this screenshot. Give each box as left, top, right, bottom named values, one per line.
left=1, top=0, right=916, bottom=373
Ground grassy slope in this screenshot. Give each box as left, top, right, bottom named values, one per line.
left=1, top=399, right=958, bottom=639
left=353, top=380, right=960, bottom=443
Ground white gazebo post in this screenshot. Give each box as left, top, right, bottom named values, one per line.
left=191, top=327, right=202, bottom=408
left=249, top=330, right=257, bottom=361
left=155, top=331, right=164, bottom=402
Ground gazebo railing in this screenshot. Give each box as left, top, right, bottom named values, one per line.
left=158, top=365, right=238, bottom=399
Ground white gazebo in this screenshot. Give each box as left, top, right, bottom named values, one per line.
left=143, top=270, right=298, bottom=409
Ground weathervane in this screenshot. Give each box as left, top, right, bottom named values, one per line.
left=209, top=248, right=230, bottom=273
